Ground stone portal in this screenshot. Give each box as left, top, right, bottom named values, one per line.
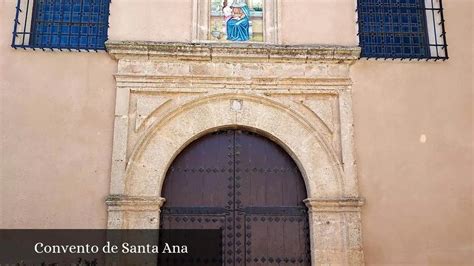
left=105, top=41, right=365, bottom=265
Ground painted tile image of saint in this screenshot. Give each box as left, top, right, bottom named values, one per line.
left=224, top=0, right=250, bottom=41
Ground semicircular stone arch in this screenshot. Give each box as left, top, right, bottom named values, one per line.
left=106, top=93, right=365, bottom=264
left=125, top=93, right=343, bottom=199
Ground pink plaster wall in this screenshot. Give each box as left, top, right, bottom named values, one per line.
left=280, top=0, right=357, bottom=45
left=0, top=0, right=472, bottom=264
left=0, top=0, right=116, bottom=229
left=108, top=0, right=193, bottom=42
left=352, top=0, right=473, bottom=263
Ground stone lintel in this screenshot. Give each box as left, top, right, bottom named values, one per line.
left=106, top=195, right=166, bottom=212
left=304, top=197, right=365, bottom=212
left=106, top=41, right=361, bottom=63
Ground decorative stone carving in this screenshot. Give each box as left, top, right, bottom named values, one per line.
left=106, top=41, right=364, bottom=265
left=134, top=96, right=171, bottom=131
left=301, top=97, right=337, bottom=133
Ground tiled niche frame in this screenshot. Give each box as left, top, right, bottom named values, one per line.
left=192, top=0, right=281, bottom=44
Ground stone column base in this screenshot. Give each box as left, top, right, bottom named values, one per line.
left=304, top=198, right=365, bottom=265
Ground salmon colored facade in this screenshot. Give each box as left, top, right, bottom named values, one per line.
left=0, top=0, right=472, bottom=264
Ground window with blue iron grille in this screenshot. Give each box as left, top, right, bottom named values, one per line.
left=12, top=0, right=111, bottom=51
left=357, top=0, right=448, bottom=60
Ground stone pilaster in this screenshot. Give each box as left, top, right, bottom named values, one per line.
left=304, top=198, right=365, bottom=265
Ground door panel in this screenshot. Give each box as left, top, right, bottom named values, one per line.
left=236, top=131, right=307, bottom=208
left=161, top=129, right=310, bottom=265
left=163, top=131, right=233, bottom=208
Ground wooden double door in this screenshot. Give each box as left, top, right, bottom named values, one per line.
left=160, top=129, right=311, bottom=265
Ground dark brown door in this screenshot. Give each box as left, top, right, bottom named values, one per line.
left=161, top=129, right=311, bottom=265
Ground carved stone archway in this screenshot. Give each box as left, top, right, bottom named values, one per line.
left=105, top=42, right=365, bottom=265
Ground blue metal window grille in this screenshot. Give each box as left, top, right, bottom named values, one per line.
left=357, top=0, right=448, bottom=60
left=12, top=0, right=111, bottom=51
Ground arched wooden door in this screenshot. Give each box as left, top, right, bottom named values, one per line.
left=161, top=129, right=311, bottom=265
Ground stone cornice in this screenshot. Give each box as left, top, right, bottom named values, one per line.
left=106, top=41, right=361, bottom=63
left=113, top=74, right=353, bottom=88
left=304, top=198, right=365, bottom=212
left=106, top=195, right=166, bottom=211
